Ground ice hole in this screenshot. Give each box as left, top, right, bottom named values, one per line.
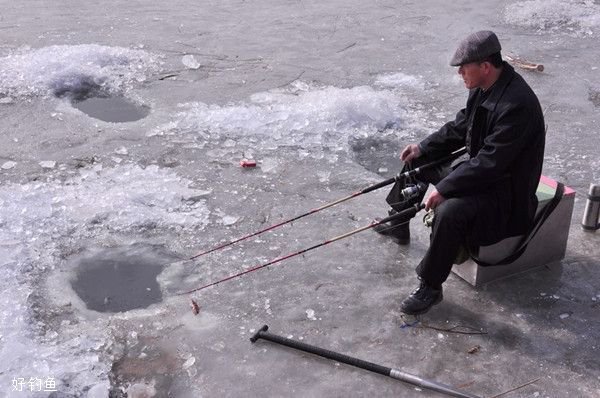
left=71, top=96, right=150, bottom=123
left=349, top=135, right=402, bottom=177
left=70, top=245, right=176, bottom=313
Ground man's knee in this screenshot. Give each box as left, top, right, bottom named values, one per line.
left=433, top=198, right=475, bottom=230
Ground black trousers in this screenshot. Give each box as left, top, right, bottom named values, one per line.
left=385, top=156, right=511, bottom=287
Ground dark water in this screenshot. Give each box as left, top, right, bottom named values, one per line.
left=71, top=96, right=150, bottom=122
left=70, top=245, right=177, bottom=313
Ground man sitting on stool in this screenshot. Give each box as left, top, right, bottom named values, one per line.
left=374, top=31, right=546, bottom=315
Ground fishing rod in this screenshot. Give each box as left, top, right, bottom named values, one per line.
left=189, top=148, right=466, bottom=260
left=178, top=203, right=425, bottom=295
left=250, top=325, right=482, bottom=398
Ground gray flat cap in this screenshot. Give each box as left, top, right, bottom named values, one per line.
left=450, top=31, right=502, bottom=66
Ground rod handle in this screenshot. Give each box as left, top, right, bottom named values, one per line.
left=380, top=203, right=425, bottom=224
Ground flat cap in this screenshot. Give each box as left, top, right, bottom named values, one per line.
left=450, top=31, right=502, bottom=66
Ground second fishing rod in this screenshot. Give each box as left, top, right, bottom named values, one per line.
left=190, top=147, right=467, bottom=260
left=179, top=202, right=425, bottom=295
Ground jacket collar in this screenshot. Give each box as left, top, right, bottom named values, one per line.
left=480, top=61, right=515, bottom=112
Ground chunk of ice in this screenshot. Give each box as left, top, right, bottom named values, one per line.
left=114, top=146, right=129, bottom=155
left=375, top=72, right=425, bottom=89
left=39, top=160, right=56, bottom=169
left=222, top=215, right=239, bottom=225
left=182, top=356, right=196, bottom=369
left=87, top=382, right=110, bottom=398
left=1, top=161, right=16, bottom=170
left=306, top=309, right=317, bottom=320
left=182, top=54, right=201, bottom=69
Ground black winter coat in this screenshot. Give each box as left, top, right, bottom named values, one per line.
left=418, top=62, right=545, bottom=237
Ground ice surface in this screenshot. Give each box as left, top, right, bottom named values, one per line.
left=505, top=0, right=600, bottom=36
left=1, top=0, right=599, bottom=396
left=0, top=164, right=210, bottom=395
left=0, top=44, right=161, bottom=99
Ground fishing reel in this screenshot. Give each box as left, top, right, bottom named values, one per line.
left=387, top=180, right=428, bottom=213
left=399, top=181, right=428, bottom=203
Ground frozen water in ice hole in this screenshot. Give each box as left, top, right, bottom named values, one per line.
left=349, top=135, right=403, bottom=177
left=70, top=245, right=176, bottom=313
left=71, top=95, right=150, bottom=123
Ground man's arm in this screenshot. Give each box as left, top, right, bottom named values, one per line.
left=419, top=106, right=470, bottom=158
left=435, top=105, right=536, bottom=198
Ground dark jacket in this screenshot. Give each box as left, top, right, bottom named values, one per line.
left=418, top=62, right=545, bottom=236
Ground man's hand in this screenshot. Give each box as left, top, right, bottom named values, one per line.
left=400, top=144, right=421, bottom=163
left=425, top=188, right=446, bottom=211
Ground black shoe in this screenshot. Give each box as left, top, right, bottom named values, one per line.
left=373, top=210, right=410, bottom=244
left=400, top=280, right=443, bottom=315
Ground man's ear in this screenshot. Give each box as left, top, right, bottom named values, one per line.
left=481, top=61, right=493, bottom=75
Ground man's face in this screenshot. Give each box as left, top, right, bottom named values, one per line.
left=457, top=62, right=485, bottom=89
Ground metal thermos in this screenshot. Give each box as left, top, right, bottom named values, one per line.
left=582, top=183, right=600, bottom=231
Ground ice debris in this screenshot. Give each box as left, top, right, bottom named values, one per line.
left=0, top=44, right=161, bottom=98
left=0, top=164, right=211, bottom=240
left=154, top=81, right=424, bottom=159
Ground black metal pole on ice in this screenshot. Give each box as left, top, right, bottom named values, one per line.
left=251, top=325, right=481, bottom=398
